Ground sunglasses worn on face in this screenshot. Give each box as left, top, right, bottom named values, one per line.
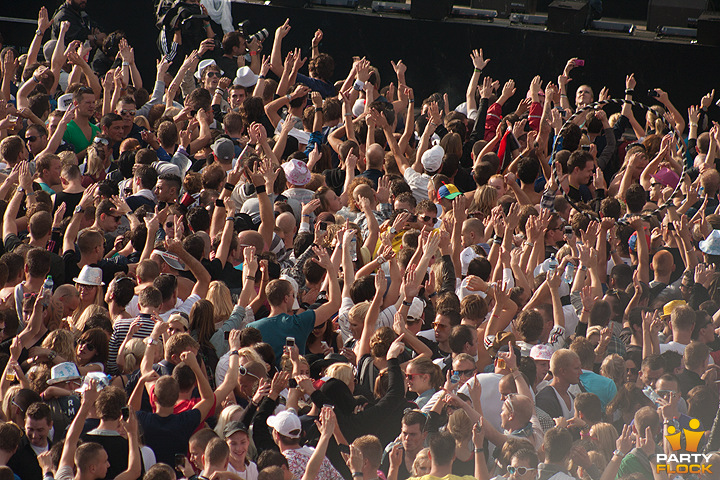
left=453, top=369, right=476, bottom=377
left=405, top=373, right=424, bottom=380
left=206, top=71, right=220, bottom=78
left=25, top=136, right=38, bottom=143
left=507, top=466, right=535, bottom=476
left=79, top=340, right=95, bottom=352
left=420, top=215, right=436, bottom=223
left=119, top=109, right=136, bottom=116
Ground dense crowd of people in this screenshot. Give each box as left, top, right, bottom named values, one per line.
left=0, top=1, right=719, bottom=480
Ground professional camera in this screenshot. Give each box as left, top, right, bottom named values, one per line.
left=238, top=20, right=269, bottom=44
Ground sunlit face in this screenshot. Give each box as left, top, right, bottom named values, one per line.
left=189, top=441, right=204, bottom=469
left=89, top=449, right=110, bottom=478
left=508, top=456, right=536, bottom=480
left=75, top=93, right=96, bottom=118
left=202, top=67, right=221, bottom=90
left=488, top=176, right=506, bottom=196
left=154, top=178, right=178, bottom=203
left=349, top=316, right=363, bottom=340
left=167, top=319, right=188, bottom=337
left=77, top=337, right=97, bottom=363
left=640, top=365, right=663, bottom=388
left=432, top=314, right=452, bottom=344
left=25, top=128, right=47, bottom=156
left=451, top=359, right=476, bottom=388
left=25, top=417, right=51, bottom=447
left=561, top=357, right=582, bottom=385
left=47, top=115, right=62, bottom=136
left=405, top=364, right=431, bottom=394
left=322, top=190, right=342, bottom=213
left=227, top=431, right=250, bottom=463
left=105, top=120, right=125, bottom=143
left=116, top=101, right=136, bottom=128
left=575, top=85, right=593, bottom=106
left=229, top=87, right=247, bottom=110
left=534, top=359, right=550, bottom=384
left=401, top=422, right=426, bottom=453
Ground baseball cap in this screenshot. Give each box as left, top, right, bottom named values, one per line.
left=437, top=183, right=462, bottom=200
left=421, top=145, right=444, bottom=173
left=267, top=409, right=302, bottom=438
left=223, top=421, right=249, bottom=438
left=151, top=250, right=187, bottom=271
left=212, top=137, right=235, bottom=162
left=57, top=93, right=74, bottom=112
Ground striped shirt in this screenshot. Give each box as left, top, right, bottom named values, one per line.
left=108, top=314, right=156, bottom=375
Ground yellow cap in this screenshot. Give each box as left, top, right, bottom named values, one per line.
left=662, top=299, right=686, bottom=317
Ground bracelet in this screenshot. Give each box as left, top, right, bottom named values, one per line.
left=122, top=61, right=130, bottom=67
left=580, top=265, right=588, bottom=271
left=31, top=76, right=40, bottom=83
left=353, top=79, right=364, bottom=91
left=474, top=448, right=485, bottom=453
left=247, top=143, right=257, bottom=149
left=429, top=121, right=438, bottom=127
left=286, top=94, right=292, bottom=101
left=302, top=214, right=311, bottom=218
left=224, top=182, right=235, bottom=191
left=36, top=30, right=43, bottom=37
left=215, top=88, right=226, bottom=95
left=255, top=184, right=267, bottom=194
left=690, top=122, right=699, bottom=127
left=351, top=474, right=363, bottom=478
left=523, top=241, right=533, bottom=247
left=215, top=199, right=224, bottom=207
left=402, top=300, right=412, bottom=307
left=229, top=350, right=239, bottom=356
left=376, top=255, right=386, bottom=265
left=612, top=449, right=626, bottom=458
left=258, top=75, right=266, bottom=79
left=428, top=291, right=438, bottom=298
left=344, top=113, right=353, bottom=117
left=226, top=217, right=235, bottom=222
left=409, top=99, right=415, bottom=103
left=474, top=68, right=482, bottom=73
left=560, top=94, right=567, bottom=97
left=625, top=89, right=634, bottom=95
left=250, top=51, right=258, bottom=56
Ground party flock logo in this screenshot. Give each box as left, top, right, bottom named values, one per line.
left=656, top=418, right=712, bottom=475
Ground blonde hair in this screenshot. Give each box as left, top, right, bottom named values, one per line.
left=348, top=302, right=371, bottom=331
left=1, top=386, right=21, bottom=423
left=122, top=338, right=146, bottom=374
left=600, top=354, right=625, bottom=390
left=326, top=363, right=353, bottom=388
left=407, top=357, right=443, bottom=389
left=86, top=143, right=107, bottom=178
left=239, top=347, right=264, bottom=365
left=447, top=409, right=473, bottom=442
left=588, top=422, right=618, bottom=460
left=73, top=304, right=109, bottom=333
left=469, top=185, right=498, bottom=218
left=411, top=448, right=431, bottom=476
left=207, top=281, right=233, bottom=327
left=214, top=405, right=244, bottom=437
left=41, top=330, right=77, bottom=365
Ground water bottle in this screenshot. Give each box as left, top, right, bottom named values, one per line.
left=548, top=254, right=558, bottom=273
left=42, top=275, right=53, bottom=297
left=564, top=263, right=575, bottom=284
left=642, top=385, right=661, bottom=405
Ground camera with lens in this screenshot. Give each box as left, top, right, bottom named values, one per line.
left=238, top=20, right=269, bottom=44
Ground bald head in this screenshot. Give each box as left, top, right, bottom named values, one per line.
left=237, top=231, right=264, bottom=261
left=652, top=250, right=675, bottom=277
left=366, top=144, right=384, bottom=169
left=550, top=349, right=580, bottom=374
left=276, top=212, right=296, bottom=235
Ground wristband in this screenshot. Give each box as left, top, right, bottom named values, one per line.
left=344, top=113, right=353, bottom=117
left=474, top=68, right=482, bottom=73
left=226, top=217, right=235, bottom=222
left=429, top=121, right=438, bottom=127
left=36, top=30, right=44, bottom=36
left=353, top=79, right=364, bottom=91
left=229, top=350, right=239, bottom=356
left=258, top=75, right=266, bottom=79
left=122, top=61, right=130, bottom=67
left=224, top=182, right=235, bottom=191
left=612, top=449, right=626, bottom=458
left=286, top=94, right=292, bottom=101
left=250, top=51, right=258, bottom=56
left=474, top=448, right=485, bottom=453
left=560, top=94, right=567, bottom=97
left=31, top=76, right=40, bottom=83
left=625, top=89, right=634, bottom=95
left=255, top=184, right=267, bottom=194
left=351, top=474, right=363, bottom=478
left=376, top=255, right=386, bottom=265
left=409, top=99, right=415, bottom=103
left=215, top=88, right=226, bottom=95
left=215, top=199, right=224, bottom=207
left=402, top=299, right=413, bottom=307
left=689, top=122, right=699, bottom=128
left=428, top=291, right=438, bottom=298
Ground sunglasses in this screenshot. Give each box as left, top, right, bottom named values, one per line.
left=205, top=71, right=221, bottom=78
left=119, top=109, right=136, bottom=116
left=93, top=137, right=109, bottom=146
left=453, top=368, right=476, bottom=377
left=78, top=340, right=96, bottom=352
left=405, top=373, right=425, bottom=380
left=25, top=135, right=39, bottom=142
left=650, top=182, right=662, bottom=188
left=507, top=466, right=535, bottom=476
left=419, top=215, right=436, bottom=223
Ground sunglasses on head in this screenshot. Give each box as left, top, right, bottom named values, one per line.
left=507, top=466, right=535, bottom=476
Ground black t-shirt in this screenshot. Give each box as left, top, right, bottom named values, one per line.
left=63, top=249, right=129, bottom=286
left=81, top=419, right=133, bottom=480
left=53, top=191, right=83, bottom=218
left=136, top=409, right=202, bottom=466
left=204, top=258, right=244, bottom=291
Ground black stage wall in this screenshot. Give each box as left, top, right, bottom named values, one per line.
left=2, top=1, right=718, bottom=117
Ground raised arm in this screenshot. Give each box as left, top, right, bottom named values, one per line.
left=114, top=411, right=142, bottom=480
left=63, top=184, right=97, bottom=254
left=165, top=237, right=211, bottom=298
left=312, top=246, right=341, bottom=326
left=355, top=272, right=385, bottom=359
left=58, top=381, right=101, bottom=472
left=269, top=19, right=291, bottom=78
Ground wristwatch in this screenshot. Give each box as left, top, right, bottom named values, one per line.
left=143, top=337, right=160, bottom=346
left=74, top=205, right=84, bottom=214
left=389, top=227, right=398, bottom=235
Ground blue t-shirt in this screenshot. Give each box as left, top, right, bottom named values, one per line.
left=247, top=310, right=316, bottom=363
left=136, top=408, right=201, bottom=466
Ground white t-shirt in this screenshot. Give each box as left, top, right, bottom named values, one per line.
left=458, top=373, right=504, bottom=432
